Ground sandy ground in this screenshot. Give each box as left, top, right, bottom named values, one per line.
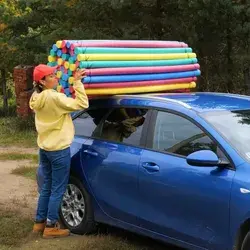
left=0, top=148, right=38, bottom=218
left=0, top=147, right=38, bottom=155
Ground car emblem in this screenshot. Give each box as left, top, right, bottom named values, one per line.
left=240, top=188, right=250, bottom=194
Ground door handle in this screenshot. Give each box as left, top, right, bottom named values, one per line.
left=83, top=149, right=98, bottom=157
left=142, top=162, right=160, bottom=172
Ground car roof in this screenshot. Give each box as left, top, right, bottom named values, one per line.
left=90, top=92, right=250, bottom=113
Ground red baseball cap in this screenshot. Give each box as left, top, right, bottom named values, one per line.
left=33, top=64, right=57, bottom=82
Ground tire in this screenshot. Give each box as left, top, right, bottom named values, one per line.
left=59, top=176, right=96, bottom=234
left=241, top=231, right=250, bottom=250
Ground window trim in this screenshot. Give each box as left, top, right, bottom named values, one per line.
left=146, top=109, right=235, bottom=170
left=73, top=105, right=153, bottom=149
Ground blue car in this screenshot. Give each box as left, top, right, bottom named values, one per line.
left=37, top=92, right=250, bottom=250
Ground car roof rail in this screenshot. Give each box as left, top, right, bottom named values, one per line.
left=90, top=94, right=191, bottom=109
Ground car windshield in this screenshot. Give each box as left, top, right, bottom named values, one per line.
left=201, top=109, right=250, bottom=161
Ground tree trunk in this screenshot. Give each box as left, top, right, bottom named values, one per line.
left=244, top=68, right=250, bottom=95
left=226, top=12, right=234, bottom=92
left=1, top=69, right=8, bottom=116
left=226, top=30, right=233, bottom=92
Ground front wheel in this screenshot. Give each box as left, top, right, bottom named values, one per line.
left=59, top=176, right=96, bottom=234
left=241, top=231, right=250, bottom=250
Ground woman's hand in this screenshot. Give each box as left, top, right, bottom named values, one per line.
left=74, top=69, right=86, bottom=81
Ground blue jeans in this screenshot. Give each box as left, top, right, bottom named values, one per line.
left=36, top=147, right=71, bottom=224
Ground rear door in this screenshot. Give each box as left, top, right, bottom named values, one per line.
left=80, top=107, right=151, bottom=225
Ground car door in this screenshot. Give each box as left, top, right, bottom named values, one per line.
left=71, top=108, right=111, bottom=173
left=138, top=110, right=235, bottom=250
left=71, top=108, right=110, bottom=156
left=80, top=107, right=150, bottom=225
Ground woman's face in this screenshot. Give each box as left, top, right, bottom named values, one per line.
left=40, top=74, right=58, bottom=89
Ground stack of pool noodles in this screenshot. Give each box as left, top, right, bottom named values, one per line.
left=47, top=40, right=201, bottom=97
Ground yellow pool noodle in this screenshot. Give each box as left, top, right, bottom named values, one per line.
left=69, top=64, right=77, bottom=71
left=56, top=40, right=63, bottom=49
left=48, top=56, right=56, bottom=62
left=77, top=53, right=196, bottom=61
left=85, top=82, right=196, bottom=95
left=57, top=58, right=64, bottom=66
left=56, top=71, right=63, bottom=79
left=64, top=61, right=70, bottom=69
left=69, top=77, right=75, bottom=84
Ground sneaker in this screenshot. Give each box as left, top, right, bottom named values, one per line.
left=43, top=222, right=70, bottom=239
left=32, top=221, right=46, bottom=233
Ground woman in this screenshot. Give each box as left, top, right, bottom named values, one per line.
left=29, top=64, right=89, bottom=238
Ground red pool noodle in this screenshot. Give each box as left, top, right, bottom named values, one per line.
left=62, top=47, right=68, bottom=53
left=84, top=77, right=197, bottom=89
left=86, top=64, right=200, bottom=76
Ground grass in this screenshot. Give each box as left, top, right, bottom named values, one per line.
left=0, top=117, right=37, bottom=148
left=0, top=153, right=38, bottom=164
left=11, top=165, right=37, bottom=180
left=21, top=235, right=153, bottom=250
left=0, top=208, right=173, bottom=250
left=0, top=210, right=33, bottom=248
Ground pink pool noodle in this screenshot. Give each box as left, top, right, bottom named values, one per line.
left=62, top=47, right=68, bottom=53
left=70, top=41, right=188, bottom=50
left=86, top=64, right=200, bottom=76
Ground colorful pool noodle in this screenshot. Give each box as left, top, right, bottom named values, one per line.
left=47, top=40, right=200, bottom=97
left=86, top=64, right=200, bottom=76
left=77, top=53, right=196, bottom=61
left=84, top=77, right=197, bottom=89
left=84, top=82, right=196, bottom=95
left=74, top=47, right=192, bottom=54
left=59, top=40, right=188, bottom=50
left=61, top=82, right=196, bottom=96
left=61, top=78, right=197, bottom=96
left=60, top=39, right=181, bottom=47
left=79, top=58, right=198, bottom=69
left=83, top=70, right=201, bottom=83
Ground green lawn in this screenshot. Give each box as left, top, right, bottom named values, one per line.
left=0, top=209, right=172, bottom=250
left=0, top=117, right=37, bottom=148
left=0, top=153, right=38, bottom=163
left=0, top=210, right=33, bottom=248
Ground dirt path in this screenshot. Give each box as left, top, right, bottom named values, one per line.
left=0, top=146, right=38, bottom=155
left=0, top=148, right=38, bottom=218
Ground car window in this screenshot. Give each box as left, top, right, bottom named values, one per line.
left=152, top=111, right=221, bottom=157
left=74, top=109, right=110, bottom=138
left=98, top=107, right=148, bottom=146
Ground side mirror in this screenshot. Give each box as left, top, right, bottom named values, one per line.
left=186, top=150, right=229, bottom=167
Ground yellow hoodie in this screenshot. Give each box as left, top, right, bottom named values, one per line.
left=29, top=80, right=89, bottom=151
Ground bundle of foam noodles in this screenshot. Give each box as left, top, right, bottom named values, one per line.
left=47, top=40, right=201, bottom=97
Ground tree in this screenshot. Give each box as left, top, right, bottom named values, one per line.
left=1, top=0, right=250, bottom=116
